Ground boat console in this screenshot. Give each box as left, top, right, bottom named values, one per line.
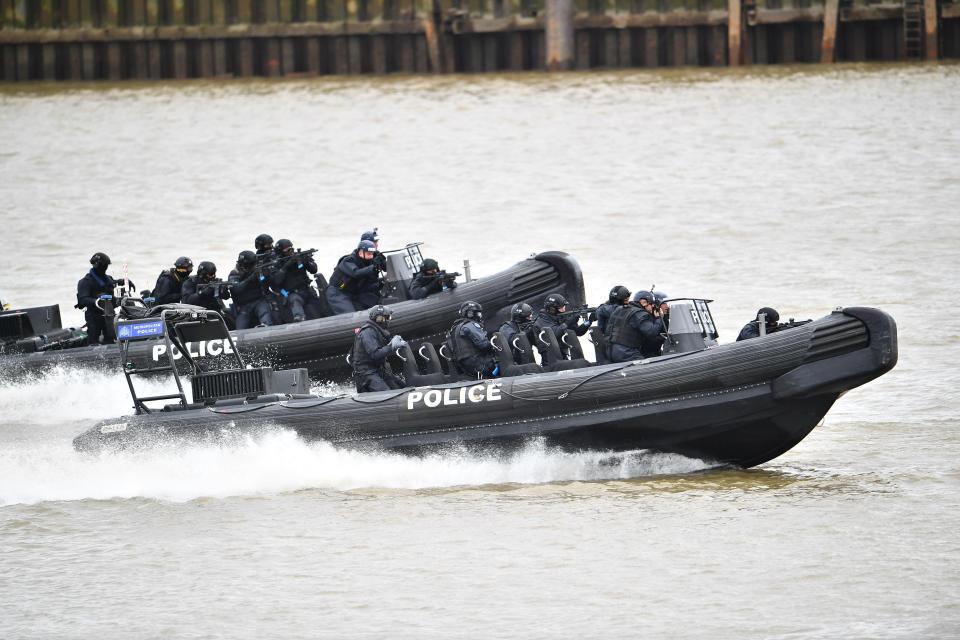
left=116, top=306, right=310, bottom=414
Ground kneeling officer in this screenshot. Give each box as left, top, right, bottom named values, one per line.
left=351, top=305, right=407, bottom=393
left=449, top=301, right=497, bottom=378
left=182, top=261, right=230, bottom=312
left=326, top=239, right=386, bottom=314
left=229, top=251, right=275, bottom=329
left=151, top=256, right=193, bottom=305
left=409, top=258, right=458, bottom=300
left=270, top=239, right=319, bottom=322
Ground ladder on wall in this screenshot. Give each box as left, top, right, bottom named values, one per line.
left=903, top=0, right=923, bottom=58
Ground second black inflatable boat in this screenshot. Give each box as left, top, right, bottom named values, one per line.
left=1, top=251, right=583, bottom=382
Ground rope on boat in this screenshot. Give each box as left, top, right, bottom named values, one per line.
left=498, top=360, right=644, bottom=402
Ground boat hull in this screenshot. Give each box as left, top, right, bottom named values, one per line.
left=75, top=307, right=897, bottom=469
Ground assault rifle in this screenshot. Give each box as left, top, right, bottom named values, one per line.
left=199, top=279, right=231, bottom=300
left=556, top=304, right=597, bottom=321
left=427, top=270, right=461, bottom=284
left=772, top=318, right=813, bottom=332
left=284, top=248, right=318, bottom=265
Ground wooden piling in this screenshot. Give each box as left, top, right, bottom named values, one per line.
left=924, top=0, right=938, bottom=60
left=728, top=0, right=743, bottom=66
left=821, top=0, right=839, bottom=62
left=546, top=0, right=574, bottom=70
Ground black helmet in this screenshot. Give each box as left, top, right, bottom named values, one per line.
left=511, top=302, right=533, bottom=325
left=609, top=285, right=631, bottom=304
left=543, top=293, right=568, bottom=314
left=757, top=307, right=780, bottom=325
left=197, top=261, right=217, bottom=280
left=90, top=252, right=111, bottom=270
left=459, top=300, right=483, bottom=321
left=357, top=239, right=377, bottom=253
left=421, top=258, right=439, bottom=273
left=654, top=291, right=669, bottom=304
left=276, top=238, right=294, bottom=255
left=633, top=290, right=655, bottom=304
left=361, top=229, right=379, bottom=243
left=369, top=304, right=392, bottom=327
left=236, top=251, right=257, bottom=270
left=255, top=234, right=274, bottom=252
left=174, top=256, right=194, bottom=273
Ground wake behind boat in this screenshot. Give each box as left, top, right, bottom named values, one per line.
left=73, top=298, right=897, bottom=469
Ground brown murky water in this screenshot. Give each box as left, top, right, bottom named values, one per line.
left=1, top=64, right=959, bottom=639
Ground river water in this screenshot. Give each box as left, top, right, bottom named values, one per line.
left=1, top=63, right=958, bottom=639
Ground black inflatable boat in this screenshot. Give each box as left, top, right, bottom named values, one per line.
left=1, top=250, right=584, bottom=382
left=74, top=301, right=898, bottom=469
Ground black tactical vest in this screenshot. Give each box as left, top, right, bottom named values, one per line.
left=608, top=305, right=645, bottom=348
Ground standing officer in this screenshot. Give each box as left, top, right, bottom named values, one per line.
left=351, top=305, right=407, bottom=392
left=326, top=239, right=386, bottom=314
left=449, top=301, right=497, bottom=378
left=76, top=252, right=126, bottom=345
left=270, top=239, right=320, bottom=322
left=228, top=251, right=275, bottom=329
left=409, top=258, right=458, bottom=300
left=182, top=262, right=229, bottom=312
left=532, top=293, right=592, bottom=364
left=607, top=291, right=670, bottom=362
left=498, top=302, right=535, bottom=364
left=151, top=256, right=193, bottom=305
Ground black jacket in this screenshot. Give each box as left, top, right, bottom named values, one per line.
left=451, top=318, right=494, bottom=374
left=498, top=320, right=534, bottom=364
left=151, top=269, right=187, bottom=305
left=228, top=268, right=266, bottom=305
left=409, top=273, right=456, bottom=300
left=532, top=311, right=588, bottom=359
left=608, top=304, right=666, bottom=358
left=352, top=321, right=394, bottom=377
left=328, top=252, right=381, bottom=296
left=76, top=269, right=118, bottom=311
left=596, top=302, right=621, bottom=335
left=182, top=276, right=230, bottom=311
left=269, top=254, right=318, bottom=294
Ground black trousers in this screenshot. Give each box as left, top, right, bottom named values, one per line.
left=85, top=308, right=115, bottom=344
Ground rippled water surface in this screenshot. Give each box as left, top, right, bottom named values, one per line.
left=1, top=64, right=959, bottom=639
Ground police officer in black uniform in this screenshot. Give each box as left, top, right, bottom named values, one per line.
left=182, top=261, right=229, bottom=312
left=498, top=302, right=535, bottom=364
left=608, top=290, right=669, bottom=362
left=76, top=252, right=132, bottom=345
left=449, top=301, right=497, bottom=378
left=254, top=234, right=274, bottom=262
left=351, top=305, right=407, bottom=393
left=737, top=307, right=780, bottom=341
left=531, top=293, right=592, bottom=364
left=596, top=285, right=631, bottom=335
left=151, top=256, right=193, bottom=305
left=326, top=239, right=386, bottom=315
left=228, top=251, right=275, bottom=329
left=269, top=239, right=320, bottom=322
left=409, top=258, right=458, bottom=300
